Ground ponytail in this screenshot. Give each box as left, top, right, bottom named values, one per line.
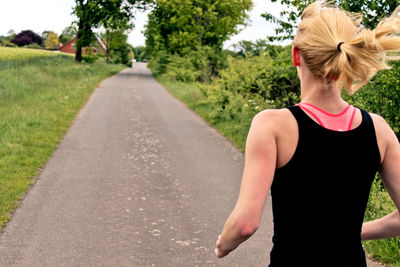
left=293, top=1, right=400, bottom=94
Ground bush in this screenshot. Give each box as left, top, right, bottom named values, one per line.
left=24, top=43, right=42, bottom=49
left=148, top=51, right=170, bottom=75
left=82, top=54, right=99, bottom=64
left=11, top=30, right=43, bottom=47
left=1, top=41, right=16, bottom=47
left=344, top=61, right=400, bottom=138
left=149, top=47, right=228, bottom=83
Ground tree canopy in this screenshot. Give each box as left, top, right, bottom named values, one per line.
left=144, top=0, right=252, bottom=55
left=11, top=30, right=43, bottom=47
left=59, top=26, right=78, bottom=44
left=73, top=0, right=151, bottom=62
left=263, top=0, right=399, bottom=42
left=44, top=32, right=59, bottom=49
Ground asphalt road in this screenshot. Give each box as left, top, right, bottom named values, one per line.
left=0, top=63, right=381, bottom=267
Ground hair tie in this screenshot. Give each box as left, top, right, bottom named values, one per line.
left=337, top=42, right=344, bottom=52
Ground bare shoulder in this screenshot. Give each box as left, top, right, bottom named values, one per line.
left=251, top=108, right=294, bottom=130
left=370, top=113, right=395, bottom=140
left=370, top=113, right=398, bottom=163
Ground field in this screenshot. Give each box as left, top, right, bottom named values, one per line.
left=0, top=47, right=125, bottom=229
left=0, top=46, right=62, bottom=62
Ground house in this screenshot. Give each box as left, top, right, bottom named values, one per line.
left=60, top=35, right=106, bottom=55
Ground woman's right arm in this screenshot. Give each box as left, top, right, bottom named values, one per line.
left=361, top=114, right=400, bottom=240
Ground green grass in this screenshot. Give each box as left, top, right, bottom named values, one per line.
left=363, top=178, right=400, bottom=266
left=154, top=73, right=400, bottom=267
left=0, top=48, right=125, bottom=229
left=0, top=46, right=61, bottom=62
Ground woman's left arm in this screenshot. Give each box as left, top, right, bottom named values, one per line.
left=361, top=114, right=400, bottom=240
left=215, top=110, right=279, bottom=258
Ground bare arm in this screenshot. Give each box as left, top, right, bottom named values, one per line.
left=361, top=115, right=400, bottom=240
left=215, top=110, right=278, bottom=258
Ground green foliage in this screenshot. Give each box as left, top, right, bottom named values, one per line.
left=44, top=32, right=59, bottom=49
left=0, top=31, right=16, bottom=45
left=232, top=39, right=284, bottom=58
left=59, top=25, right=77, bottom=44
left=363, top=176, right=400, bottom=265
left=132, top=45, right=147, bottom=62
left=344, top=61, right=400, bottom=138
left=1, top=42, right=17, bottom=48
left=82, top=54, right=99, bottom=64
left=149, top=46, right=228, bottom=83
left=263, top=0, right=399, bottom=41
left=23, top=43, right=42, bottom=49
left=103, top=30, right=131, bottom=65
left=144, top=0, right=252, bottom=55
left=73, top=0, right=151, bottom=62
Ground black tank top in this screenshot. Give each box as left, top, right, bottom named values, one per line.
left=269, top=106, right=381, bottom=267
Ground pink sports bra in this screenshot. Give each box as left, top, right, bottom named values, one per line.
left=297, top=103, right=356, bottom=132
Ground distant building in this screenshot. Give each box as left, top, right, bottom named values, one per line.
left=60, top=35, right=106, bottom=55
left=56, top=42, right=63, bottom=50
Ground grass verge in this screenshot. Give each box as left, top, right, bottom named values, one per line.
left=0, top=51, right=125, bottom=229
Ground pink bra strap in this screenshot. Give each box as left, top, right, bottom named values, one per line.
left=297, top=103, right=356, bottom=132
left=347, top=106, right=356, bottom=131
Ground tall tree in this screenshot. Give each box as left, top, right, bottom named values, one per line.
left=73, top=0, right=100, bottom=62
left=59, top=25, right=78, bottom=44
left=263, top=0, right=399, bottom=42
left=144, top=0, right=252, bottom=55
left=97, top=0, right=133, bottom=64
left=73, top=0, right=151, bottom=62
left=44, top=32, right=59, bottom=49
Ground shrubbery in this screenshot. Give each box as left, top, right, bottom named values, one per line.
left=149, top=47, right=228, bottom=83
left=11, top=30, right=43, bottom=47
left=346, top=61, right=400, bottom=138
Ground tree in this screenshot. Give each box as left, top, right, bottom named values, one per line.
left=107, top=30, right=131, bottom=65
left=0, top=30, right=16, bottom=46
left=97, top=0, right=133, bottom=64
left=59, top=26, right=77, bottom=44
left=44, top=32, right=59, bottom=49
left=144, top=0, right=252, bottom=55
left=73, top=0, right=151, bottom=62
left=7, top=29, right=15, bottom=37
left=263, top=0, right=399, bottom=42
left=11, top=30, right=43, bottom=47
left=232, top=39, right=284, bottom=58
left=132, top=45, right=147, bottom=62
left=73, top=0, right=101, bottom=62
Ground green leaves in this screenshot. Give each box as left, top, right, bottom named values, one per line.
left=73, top=0, right=151, bottom=62
left=263, top=0, right=399, bottom=41
left=144, top=0, right=252, bottom=55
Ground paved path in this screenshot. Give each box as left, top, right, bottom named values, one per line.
left=0, top=63, right=381, bottom=266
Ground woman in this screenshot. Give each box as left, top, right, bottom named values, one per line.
left=215, top=1, right=400, bottom=266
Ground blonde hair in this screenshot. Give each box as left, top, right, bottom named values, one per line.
left=293, top=1, right=400, bottom=94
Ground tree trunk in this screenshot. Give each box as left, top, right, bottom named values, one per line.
left=106, top=29, right=110, bottom=64
left=75, top=20, right=83, bottom=62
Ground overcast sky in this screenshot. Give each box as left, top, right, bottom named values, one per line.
left=0, top=0, right=288, bottom=49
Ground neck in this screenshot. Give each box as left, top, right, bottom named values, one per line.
left=299, top=70, right=347, bottom=112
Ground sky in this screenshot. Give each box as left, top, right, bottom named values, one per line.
left=0, top=0, right=288, bottom=49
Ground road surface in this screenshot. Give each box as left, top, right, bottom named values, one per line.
left=0, top=63, right=381, bottom=266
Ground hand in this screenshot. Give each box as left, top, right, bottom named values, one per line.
left=215, top=235, right=233, bottom=258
